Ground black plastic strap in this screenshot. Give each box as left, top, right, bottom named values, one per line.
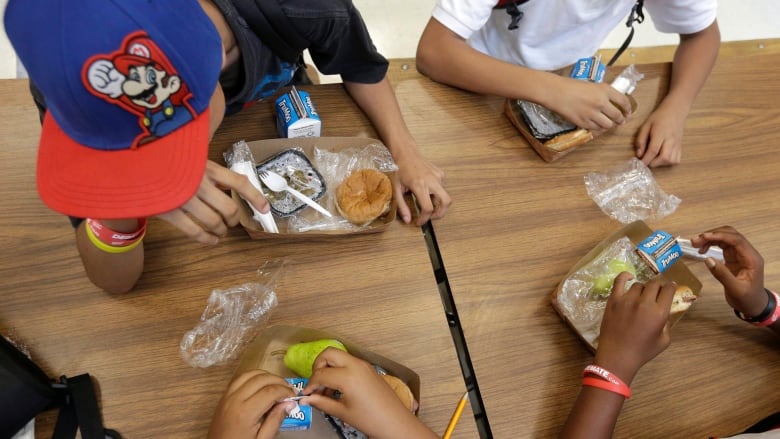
left=607, top=0, right=645, bottom=66
left=232, top=0, right=309, bottom=64
left=734, top=289, right=776, bottom=323
left=53, top=374, right=118, bottom=439
left=495, top=0, right=530, bottom=30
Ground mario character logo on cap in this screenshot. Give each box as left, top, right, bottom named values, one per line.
left=82, top=30, right=196, bottom=148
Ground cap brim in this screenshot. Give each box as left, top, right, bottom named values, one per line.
left=37, top=109, right=210, bottom=219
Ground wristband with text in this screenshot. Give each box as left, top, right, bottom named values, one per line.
left=85, top=219, right=146, bottom=254
left=86, top=218, right=147, bottom=246
left=582, top=365, right=631, bottom=399
left=734, top=289, right=778, bottom=326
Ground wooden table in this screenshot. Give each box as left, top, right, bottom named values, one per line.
left=393, top=54, right=780, bottom=438
left=0, top=81, right=477, bottom=438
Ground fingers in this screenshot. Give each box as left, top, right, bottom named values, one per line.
left=226, top=370, right=295, bottom=404
left=300, top=392, right=343, bottom=419
left=655, top=281, right=677, bottom=314
left=414, top=188, right=452, bottom=226
left=257, top=402, right=295, bottom=439
left=157, top=209, right=220, bottom=245
left=704, top=257, right=741, bottom=292
left=394, top=190, right=413, bottom=225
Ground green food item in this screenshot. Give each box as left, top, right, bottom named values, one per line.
left=592, top=259, right=637, bottom=296
left=283, top=339, right=347, bottom=378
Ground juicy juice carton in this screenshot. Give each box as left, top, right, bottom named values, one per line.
left=275, top=86, right=322, bottom=138
left=280, top=377, right=312, bottom=431
left=569, top=55, right=606, bottom=83
left=635, top=230, right=682, bottom=274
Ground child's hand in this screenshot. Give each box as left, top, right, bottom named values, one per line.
left=208, top=370, right=296, bottom=439
left=547, top=78, right=631, bottom=133
left=157, top=160, right=270, bottom=245
left=595, top=273, right=676, bottom=384
left=635, top=103, right=685, bottom=167
left=301, top=348, right=430, bottom=439
left=691, top=226, right=767, bottom=317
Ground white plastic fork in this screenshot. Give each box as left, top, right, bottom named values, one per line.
left=258, top=170, right=332, bottom=218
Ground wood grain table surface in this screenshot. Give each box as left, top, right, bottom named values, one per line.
left=391, top=54, right=780, bottom=438
left=0, top=81, right=477, bottom=438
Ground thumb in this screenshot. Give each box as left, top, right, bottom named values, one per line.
left=610, top=271, right=635, bottom=298
left=705, top=257, right=739, bottom=291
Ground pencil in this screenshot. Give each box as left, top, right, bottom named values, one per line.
left=442, top=391, right=469, bottom=439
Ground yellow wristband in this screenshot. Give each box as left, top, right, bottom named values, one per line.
left=85, top=221, right=145, bottom=254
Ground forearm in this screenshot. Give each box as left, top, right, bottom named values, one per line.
left=560, top=386, right=625, bottom=439
left=416, top=19, right=558, bottom=104
left=343, top=78, right=418, bottom=160
left=662, top=20, right=720, bottom=114
left=75, top=220, right=144, bottom=293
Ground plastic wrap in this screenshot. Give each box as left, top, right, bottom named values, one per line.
left=224, top=141, right=279, bottom=233
left=180, top=261, right=285, bottom=368
left=584, top=158, right=681, bottom=223
left=610, top=64, right=644, bottom=95
left=557, top=237, right=654, bottom=348
left=285, top=143, right=398, bottom=233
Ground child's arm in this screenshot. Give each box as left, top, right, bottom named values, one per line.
left=416, top=18, right=632, bottom=133
left=208, top=370, right=297, bottom=439
left=302, top=348, right=438, bottom=439
left=76, top=160, right=270, bottom=293
left=75, top=219, right=145, bottom=294
left=635, top=20, right=720, bottom=167
left=560, top=274, right=676, bottom=438
left=691, top=226, right=779, bottom=334
left=343, top=77, right=451, bottom=226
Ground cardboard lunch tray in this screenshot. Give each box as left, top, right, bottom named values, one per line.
left=551, top=220, right=703, bottom=353
left=229, top=137, right=397, bottom=239
left=504, top=98, right=594, bottom=163
left=235, top=325, right=420, bottom=438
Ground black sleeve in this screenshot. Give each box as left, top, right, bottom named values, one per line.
left=283, top=0, right=388, bottom=84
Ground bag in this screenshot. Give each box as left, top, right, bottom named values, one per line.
left=0, top=335, right=120, bottom=439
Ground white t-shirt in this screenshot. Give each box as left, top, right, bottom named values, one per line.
left=432, top=0, right=717, bottom=71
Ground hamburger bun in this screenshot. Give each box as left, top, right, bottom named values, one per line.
left=670, top=285, right=697, bottom=314
left=381, top=374, right=416, bottom=413
left=336, top=169, right=392, bottom=226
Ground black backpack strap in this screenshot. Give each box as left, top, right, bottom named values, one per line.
left=607, top=0, right=645, bottom=66
left=232, top=0, right=309, bottom=64
left=53, top=374, right=120, bottom=439
left=494, top=0, right=530, bottom=30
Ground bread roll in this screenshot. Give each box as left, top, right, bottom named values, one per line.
left=544, top=128, right=593, bottom=152
left=670, top=285, right=697, bottom=314
left=336, top=169, right=392, bottom=226
left=381, top=374, right=416, bottom=413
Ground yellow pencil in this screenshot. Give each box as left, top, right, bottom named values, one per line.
left=442, top=391, right=469, bottom=439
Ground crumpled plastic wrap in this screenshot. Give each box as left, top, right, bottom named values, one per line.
left=557, top=237, right=654, bottom=348
left=584, top=158, right=681, bottom=223
left=286, top=143, right=398, bottom=233
left=180, top=261, right=285, bottom=368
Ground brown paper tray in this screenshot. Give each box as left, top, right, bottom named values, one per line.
left=551, top=220, right=702, bottom=353
left=504, top=99, right=593, bottom=162
left=229, top=137, right=397, bottom=239
left=235, top=325, right=420, bottom=437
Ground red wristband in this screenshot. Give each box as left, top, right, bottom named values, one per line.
left=86, top=218, right=147, bottom=247
left=582, top=365, right=631, bottom=399
left=755, top=290, right=780, bottom=327
left=582, top=377, right=632, bottom=399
